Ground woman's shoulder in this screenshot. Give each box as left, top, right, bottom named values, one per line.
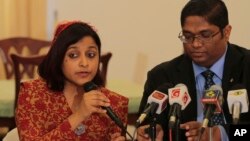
left=21, top=78, right=47, bottom=89
left=100, top=87, right=129, bottom=105
left=19, top=78, right=62, bottom=101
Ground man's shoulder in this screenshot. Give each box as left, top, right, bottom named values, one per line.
left=229, top=43, right=250, bottom=55
left=227, top=44, right=250, bottom=66
left=150, top=54, right=188, bottom=72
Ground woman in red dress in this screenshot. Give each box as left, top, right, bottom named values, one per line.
left=15, top=21, right=128, bottom=141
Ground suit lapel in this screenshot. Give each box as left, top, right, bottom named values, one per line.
left=222, top=44, right=244, bottom=93
left=222, top=44, right=244, bottom=121
left=176, top=55, right=198, bottom=122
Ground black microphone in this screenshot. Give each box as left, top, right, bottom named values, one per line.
left=168, top=83, right=191, bottom=129
left=83, top=81, right=125, bottom=130
left=199, top=85, right=223, bottom=138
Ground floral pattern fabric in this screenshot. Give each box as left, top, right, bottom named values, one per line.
left=15, top=78, right=129, bottom=141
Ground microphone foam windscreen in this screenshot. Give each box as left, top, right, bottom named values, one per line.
left=83, top=81, right=98, bottom=92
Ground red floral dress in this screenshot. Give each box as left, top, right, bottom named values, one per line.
left=15, top=78, right=129, bottom=141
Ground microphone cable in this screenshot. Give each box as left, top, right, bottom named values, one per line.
left=131, top=126, right=137, bottom=141
left=124, top=127, right=133, bottom=140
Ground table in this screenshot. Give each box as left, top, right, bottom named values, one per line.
left=0, top=80, right=15, bottom=117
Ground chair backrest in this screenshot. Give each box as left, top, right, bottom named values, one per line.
left=100, top=52, right=112, bottom=86
left=0, top=54, right=45, bottom=135
left=0, top=37, right=51, bottom=79
left=10, top=54, right=46, bottom=109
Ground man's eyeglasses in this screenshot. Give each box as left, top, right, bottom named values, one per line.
left=178, top=30, right=221, bottom=44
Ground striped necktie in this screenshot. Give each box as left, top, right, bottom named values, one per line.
left=201, top=70, right=225, bottom=126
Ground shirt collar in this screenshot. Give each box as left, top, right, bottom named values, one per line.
left=193, top=46, right=228, bottom=79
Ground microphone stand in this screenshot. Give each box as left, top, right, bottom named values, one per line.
left=174, top=106, right=181, bottom=141
left=148, top=115, right=157, bottom=141
left=168, top=104, right=181, bottom=141
left=232, top=102, right=241, bottom=125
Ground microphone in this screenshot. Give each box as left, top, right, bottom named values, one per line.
left=200, top=85, right=223, bottom=134
left=83, top=82, right=125, bottom=130
left=135, top=83, right=173, bottom=127
left=168, top=83, right=191, bottom=129
left=227, top=84, right=249, bottom=124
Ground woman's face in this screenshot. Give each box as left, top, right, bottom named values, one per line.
left=62, top=36, right=99, bottom=87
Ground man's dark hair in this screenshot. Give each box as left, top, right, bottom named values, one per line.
left=181, top=0, right=229, bottom=30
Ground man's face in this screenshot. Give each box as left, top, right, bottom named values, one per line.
left=181, top=16, right=231, bottom=67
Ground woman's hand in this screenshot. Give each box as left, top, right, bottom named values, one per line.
left=78, top=90, right=110, bottom=120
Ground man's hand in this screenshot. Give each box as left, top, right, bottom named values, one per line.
left=180, top=121, right=201, bottom=141
left=137, top=124, right=164, bottom=141
left=180, top=121, right=221, bottom=141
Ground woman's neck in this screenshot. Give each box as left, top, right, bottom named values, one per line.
left=63, top=83, right=84, bottom=112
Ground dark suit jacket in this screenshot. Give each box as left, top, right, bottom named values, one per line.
left=138, top=43, right=250, bottom=141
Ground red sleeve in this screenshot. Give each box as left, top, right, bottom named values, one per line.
left=15, top=81, right=76, bottom=141
left=101, top=88, right=129, bottom=138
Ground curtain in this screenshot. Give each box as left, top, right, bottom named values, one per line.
left=0, top=0, right=47, bottom=40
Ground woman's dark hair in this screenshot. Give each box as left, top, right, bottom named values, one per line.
left=181, top=0, right=228, bottom=31
left=38, top=21, right=103, bottom=91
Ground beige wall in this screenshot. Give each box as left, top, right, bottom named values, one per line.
left=52, top=0, right=250, bottom=86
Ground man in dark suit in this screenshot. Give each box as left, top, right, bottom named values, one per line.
left=137, top=0, right=250, bottom=141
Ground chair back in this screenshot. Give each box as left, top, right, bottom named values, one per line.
left=0, top=37, right=51, bottom=79
left=10, top=54, right=46, bottom=109
left=100, top=52, right=112, bottom=86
